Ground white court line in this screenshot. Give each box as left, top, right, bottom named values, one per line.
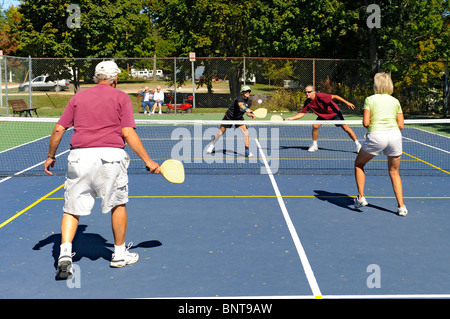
left=0, top=149, right=70, bottom=184
left=0, top=134, right=51, bottom=154
left=0, top=127, right=72, bottom=184
left=255, top=137, right=322, bottom=299
left=403, top=136, right=450, bottom=155
left=0, top=133, right=53, bottom=184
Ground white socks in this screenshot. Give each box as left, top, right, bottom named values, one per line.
left=60, top=242, right=72, bottom=257
left=114, top=244, right=126, bottom=257
left=59, top=243, right=127, bottom=258
left=312, top=140, right=361, bottom=146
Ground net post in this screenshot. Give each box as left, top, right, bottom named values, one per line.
left=445, top=57, right=449, bottom=118
left=28, top=56, right=32, bottom=109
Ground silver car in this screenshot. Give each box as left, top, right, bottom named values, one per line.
left=19, top=75, right=70, bottom=92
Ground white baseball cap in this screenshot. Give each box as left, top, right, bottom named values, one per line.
left=95, top=61, right=121, bottom=76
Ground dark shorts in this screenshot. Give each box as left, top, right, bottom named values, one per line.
left=221, top=113, right=245, bottom=128
left=316, top=110, right=345, bottom=127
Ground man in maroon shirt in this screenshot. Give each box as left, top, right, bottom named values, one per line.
left=285, top=85, right=361, bottom=153
left=44, top=61, right=160, bottom=280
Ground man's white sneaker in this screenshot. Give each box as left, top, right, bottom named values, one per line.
left=354, top=196, right=368, bottom=209
left=397, top=206, right=408, bottom=216
left=308, top=144, right=318, bottom=152
left=110, top=243, right=139, bottom=268
left=245, top=149, right=254, bottom=157
left=56, top=253, right=75, bottom=280
left=206, top=144, right=215, bottom=154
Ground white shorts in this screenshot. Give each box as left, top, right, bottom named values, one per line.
left=362, top=130, right=403, bottom=157
left=63, top=148, right=130, bottom=216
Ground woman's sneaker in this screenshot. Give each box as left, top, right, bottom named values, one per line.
left=206, top=144, right=214, bottom=154
left=110, top=243, right=139, bottom=268
left=397, top=206, right=408, bottom=216
left=354, top=196, right=368, bottom=209
left=308, top=144, right=318, bottom=152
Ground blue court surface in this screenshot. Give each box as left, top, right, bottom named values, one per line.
left=1, top=120, right=450, bottom=304
left=1, top=172, right=450, bottom=300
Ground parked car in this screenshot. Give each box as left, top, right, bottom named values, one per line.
left=149, top=69, right=164, bottom=79
left=130, top=69, right=164, bottom=79
left=19, top=75, right=70, bottom=92
left=131, top=69, right=150, bottom=79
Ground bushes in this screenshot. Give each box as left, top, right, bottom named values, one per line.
left=252, top=89, right=307, bottom=112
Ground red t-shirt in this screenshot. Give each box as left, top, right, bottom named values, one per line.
left=301, top=93, right=340, bottom=120
left=58, top=84, right=136, bottom=149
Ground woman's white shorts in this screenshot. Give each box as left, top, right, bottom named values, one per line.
left=362, top=129, right=403, bottom=157
left=63, top=148, right=130, bottom=216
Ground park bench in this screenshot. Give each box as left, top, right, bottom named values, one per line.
left=8, top=99, right=39, bottom=117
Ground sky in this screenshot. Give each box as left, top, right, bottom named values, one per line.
left=2, top=0, right=20, bottom=9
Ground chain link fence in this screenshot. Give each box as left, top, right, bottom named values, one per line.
left=1, top=55, right=449, bottom=117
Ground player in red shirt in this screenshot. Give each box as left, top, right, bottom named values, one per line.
left=285, top=85, right=361, bottom=153
left=44, top=61, right=160, bottom=279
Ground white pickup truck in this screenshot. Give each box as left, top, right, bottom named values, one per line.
left=130, top=69, right=164, bottom=79
left=19, top=75, right=70, bottom=92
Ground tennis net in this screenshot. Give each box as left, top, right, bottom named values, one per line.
left=1, top=117, right=449, bottom=177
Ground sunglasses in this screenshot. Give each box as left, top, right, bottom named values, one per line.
left=305, top=90, right=313, bottom=94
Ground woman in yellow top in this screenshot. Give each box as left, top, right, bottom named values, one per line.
left=354, top=72, right=407, bottom=216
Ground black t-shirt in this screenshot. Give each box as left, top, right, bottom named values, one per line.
left=225, top=95, right=251, bottom=120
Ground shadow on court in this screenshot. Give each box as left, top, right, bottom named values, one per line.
left=280, top=145, right=358, bottom=154
left=32, top=224, right=162, bottom=279
left=313, top=190, right=397, bottom=215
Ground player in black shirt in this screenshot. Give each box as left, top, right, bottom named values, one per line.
left=206, top=86, right=256, bottom=157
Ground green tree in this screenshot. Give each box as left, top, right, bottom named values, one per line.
left=147, top=0, right=256, bottom=96
left=0, top=6, right=22, bottom=55
left=373, top=0, right=450, bottom=113
left=16, top=0, right=157, bottom=91
left=249, top=0, right=362, bottom=58
left=17, top=0, right=156, bottom=58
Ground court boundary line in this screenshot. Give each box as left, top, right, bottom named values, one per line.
left=403, top=136, right=450, bottom=155
left=410, top=125, right=450, bottom=140
left=395, top=129, right=450, bottom=175
left=0, top=183, right=65, bottom=229
left=0, top=134, right=51, bottom=154
left=255, top=137, right=323, bottom=299
left=0, top=126, right=72, bottom=183
left=0, top=127, right=72, bottom=154
left=402, top=151, right=450, bottom=175
left=43, top=195, right=450, bottom=200
left=127, top=195, right=450, bottom=199
left=0, top=149, right=70, bottom=184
